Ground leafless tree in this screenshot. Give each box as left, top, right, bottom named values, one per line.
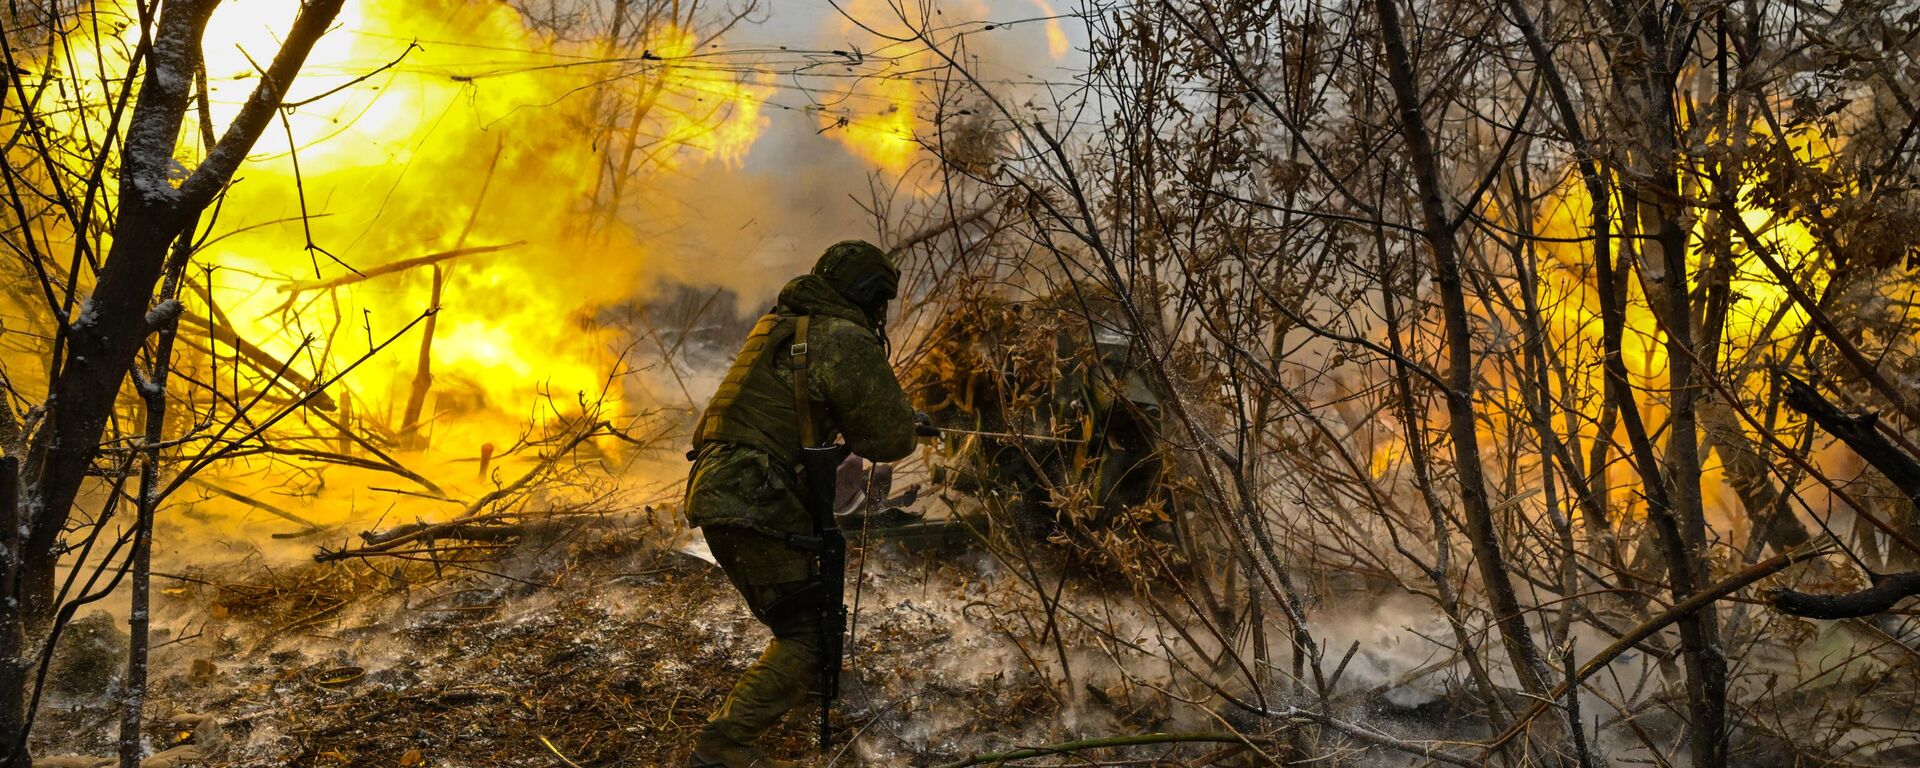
left=862, top=0, right=1920, bottom=764
left=1, top=1, right=353, bottom=763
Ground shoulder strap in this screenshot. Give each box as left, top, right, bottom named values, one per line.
left=790, top=315, right=818, bottom=447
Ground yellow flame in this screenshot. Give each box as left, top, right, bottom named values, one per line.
left=807, top=0, right=1065, bottom=177
left=1520, top=125, right=1837, bottom=522
left=817, top=0, right=958, bottom=175
left=1028, top=0, right=1072, bottom=59
left=20, top=0, right=774, bottom=462
left=831, top=81, right=923, bottom=175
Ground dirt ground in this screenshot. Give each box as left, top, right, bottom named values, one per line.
left=29, top=516, right=1122, bottom=767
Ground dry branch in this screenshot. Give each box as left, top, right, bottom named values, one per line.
left=1483, top=539, right=1834, bottom=754
left=927, top=732, right=1259, bottom=768
left=1779, top=371, right=1920, bottom=555
left=1771, top=571, right=1920, bottom=619
left=314, top=421, right=611, bottom=562
left=185, top=478, right=320, bottom=531
left=276, top=241, right=525, bottom=296
left=1763, top=371, right=1920, bottom=618
left=357, top=517, right=593, bottom=546
left=1372, top=0, right=1551, bottom=696
left=886, top=205, right=996, bottom=257
left=1279, top=707, right=1478, bottom=767
left=176, top=310, right=332, bottom=410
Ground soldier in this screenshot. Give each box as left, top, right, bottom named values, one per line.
left=683, top=240, right=917, bottom=768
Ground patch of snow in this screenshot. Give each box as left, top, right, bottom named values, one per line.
left=71, top=298, right=98, bottom=330
left=676, top=536, right=717, bottom=565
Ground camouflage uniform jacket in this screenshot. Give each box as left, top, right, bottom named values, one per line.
left=684, top=274, right=914, bottom=535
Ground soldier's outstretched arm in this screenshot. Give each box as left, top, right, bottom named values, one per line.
left=814, top=318, right=915, bottom=462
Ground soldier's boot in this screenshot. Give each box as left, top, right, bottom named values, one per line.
left=689, top=636, right=816, bottom=768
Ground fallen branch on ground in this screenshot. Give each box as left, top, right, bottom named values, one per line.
left=357, top=516, right=603, bottom=546
left=928, top=718, right=1476, bottom=768
left=927, top=732, right=1258, bottom=768
left=314, top=421, right=614, bottom=562
left=1274, top=707, right=1478, bottom=766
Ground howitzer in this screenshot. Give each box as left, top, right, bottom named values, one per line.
left=786, top=442, right=850, bottom=753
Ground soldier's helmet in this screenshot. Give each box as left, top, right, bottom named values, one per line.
left=813, top=239, right=899, bottom=318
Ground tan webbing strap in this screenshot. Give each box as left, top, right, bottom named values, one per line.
left=790, top=315, right=818, bottom=448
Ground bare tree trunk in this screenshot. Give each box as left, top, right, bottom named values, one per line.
left=1615, top=5, right=1727, bottom=761
left=1371, top=0, right=1550, bottom=696
left=118, top=214, right=195, bottom=768
left=397, top=264, right=445, bottom=449
left=400, top=144, right=502, bottom=450
left=18, top=0, right=348, bottom=629
left=1700, top=400, right=1811, bottom=554
left=2, top=4, right=347, bottom=758
left=1376, top=225, right=1506, bottom=719
left=1, top=456, right=23, bottom=767
left=1506, top=1, right=1730, bottom=759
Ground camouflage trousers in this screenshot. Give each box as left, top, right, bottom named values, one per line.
left=699, top=524, right=823, bottom=752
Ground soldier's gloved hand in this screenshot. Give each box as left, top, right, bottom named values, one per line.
left=913, top=411, right=940, bottom=438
